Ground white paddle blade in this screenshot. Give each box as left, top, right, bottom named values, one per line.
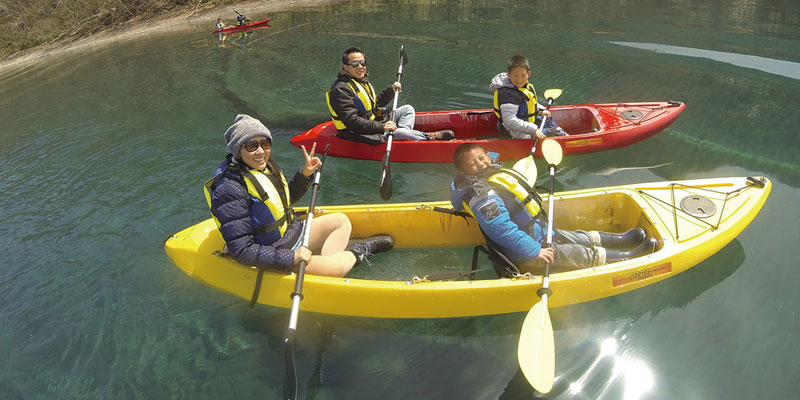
left=542, top=139, right=563, bottom=166
left=542, top=88, right=563, bottom=101
left=518, top=300, right=555, bottom=393
left=512, top=156, right=538, bottom=183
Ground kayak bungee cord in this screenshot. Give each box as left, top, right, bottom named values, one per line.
left=636, top=176, right=767, bottom=240
left=597, top=101, right=683, bottom=125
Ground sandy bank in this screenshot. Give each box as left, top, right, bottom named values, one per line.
left=0, top=0, right=338, bottom=73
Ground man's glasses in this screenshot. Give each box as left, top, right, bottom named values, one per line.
left=243, top=138, right=271, bottom=152
left=347, top=60, right=367, bottom=68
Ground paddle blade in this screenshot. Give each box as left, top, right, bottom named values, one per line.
left=518, top=300, right=555, bottom=393
left=379, top=152, right=392, bottom=200
left=541, top=139, right=563, bottom=166
left=400, top=45, right=409, bottom=66
left=284, top=334, right=297, bottom=399
left=542, top=88, right=563, bottom=101
left=512, top=156, right=538, bottom=183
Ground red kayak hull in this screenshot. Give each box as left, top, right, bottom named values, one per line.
left=290, top=101, right=686, bottom=163
left=212, top=18, right=271, bottom=34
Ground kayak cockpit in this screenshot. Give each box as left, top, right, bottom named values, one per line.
left=549, top=107, right=603, bottom=135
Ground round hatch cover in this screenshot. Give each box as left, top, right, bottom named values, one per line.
left=680, top=195, right=717, bottom=218
left=620, top=109, right=643, bottom=120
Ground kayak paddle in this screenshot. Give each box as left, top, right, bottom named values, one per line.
left=517, top=138, right=563, bottom=394
left=536, top=88, right=562, bottom=140
left=511, top=88, right=562, bottom=178
left=234, top=10, right=250, bottom=22
left=284, top=143, right=330, bottom=400
left=378, top=45, right=409, bottom=200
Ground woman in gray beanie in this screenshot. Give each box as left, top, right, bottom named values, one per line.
left=205, top=114, right=393, bottom=277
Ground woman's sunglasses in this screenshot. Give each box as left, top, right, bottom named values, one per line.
left=347, top=60, right=367, bottom=68
left=243, top=138, right=271, bottom=152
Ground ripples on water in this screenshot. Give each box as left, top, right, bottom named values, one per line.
left=1, top=0, right=799, bottom=398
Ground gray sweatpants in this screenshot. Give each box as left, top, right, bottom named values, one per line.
left=519, top=229, right=603, bottom=272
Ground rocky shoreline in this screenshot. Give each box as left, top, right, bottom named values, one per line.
left=0, top=0, right=337, bottom=72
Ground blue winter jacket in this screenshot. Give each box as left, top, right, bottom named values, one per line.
left=208, top=156, right=313, bottom=271
left=450, top=170, right=546, bottom=262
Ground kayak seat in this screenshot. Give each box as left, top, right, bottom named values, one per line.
left=549, top=107, right=598, bottom=135
left=428, top=206, right=521, bottom=278
left=471, top=227, right=522, bottom=278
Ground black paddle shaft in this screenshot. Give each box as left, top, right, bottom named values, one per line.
left=379, top=45, right=409, bottom=200
left=284, top=143, right=330, bottom=400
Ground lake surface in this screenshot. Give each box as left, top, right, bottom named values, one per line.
left=1, top=0, right=799, bottom=398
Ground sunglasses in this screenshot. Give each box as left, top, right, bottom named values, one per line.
left=243, top=138, right=271, bottom=152
left=347, top=60, right=367, bottom=68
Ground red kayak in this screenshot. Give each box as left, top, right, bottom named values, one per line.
left=291, top=101, right=686, bottom=163
left=212, top=18, right=271, bottom=34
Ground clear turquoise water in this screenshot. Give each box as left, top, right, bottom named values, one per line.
left=1, top=1, right=799, bottom=398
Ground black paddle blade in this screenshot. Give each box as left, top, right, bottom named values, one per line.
left=283, top=334, right=297, bottom=400
left=379, top=152, right=392, bottom=200
left=400, top=45, right=409, bottom=66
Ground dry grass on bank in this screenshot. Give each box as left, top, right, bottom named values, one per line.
left=0, top=0, right=241, bottom=57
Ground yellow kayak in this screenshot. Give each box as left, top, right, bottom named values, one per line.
left=164, top=176, right=770, bottom=318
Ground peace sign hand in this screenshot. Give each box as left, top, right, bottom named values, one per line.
left=301, top=142, right=321, bottom=177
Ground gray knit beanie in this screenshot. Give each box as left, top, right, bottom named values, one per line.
left=224, top=114, right=272, bottom=157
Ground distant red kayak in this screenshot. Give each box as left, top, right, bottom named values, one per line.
left=291, top=101, right=686, bottom=163
left=212, top=18, right=271, bottom=34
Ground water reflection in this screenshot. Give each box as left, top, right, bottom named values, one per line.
left=610, top=41, right=800, bottom=81
left=505, top=239, right=745, bottom=398
left=559, top=337, right=654, bottom=400
left=249, top=239, right=747, bottom=398
left=217, top=29, right=264, bottom=49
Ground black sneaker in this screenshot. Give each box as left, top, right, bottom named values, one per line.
left=552, top=127, right=569, bottom=137
left=346, top=234, right=394, bottom=265
left=426, top=130, right=455, bottom=141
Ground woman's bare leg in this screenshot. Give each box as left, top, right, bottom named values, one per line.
left=307, top=213, right=352, bottom=256
left=304, top=252, right=358, bottom=277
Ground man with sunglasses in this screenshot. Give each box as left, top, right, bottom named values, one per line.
left=326, top=46, right=454, bottom=145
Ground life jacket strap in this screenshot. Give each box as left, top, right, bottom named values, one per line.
left=474, top=226, right=522, bottom=278
left=248, top=268, right=265, bottom=308
left=425, top=205, right=473, bottom=225
left=252, top=214, right=289, bottom=236
left=243, top=166, right=295, bottom=227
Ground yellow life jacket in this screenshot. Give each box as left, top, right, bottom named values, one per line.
left=493, top=83, right=539, bottom=123
left=326, top=79, right=377, bottom=130
left=488, top=167, right=542, bottom=218
left=460, top=167, right=542, bottom=221
left=204, top=161, right=294, bottom=245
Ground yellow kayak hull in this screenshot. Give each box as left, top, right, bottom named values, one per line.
left=164, top=176, right=771, bottom=318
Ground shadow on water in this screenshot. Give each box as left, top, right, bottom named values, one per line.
left=217, top=85, right=269, bottom=122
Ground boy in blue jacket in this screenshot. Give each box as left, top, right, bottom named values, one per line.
left=449, top=143, right=656, bottom=272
